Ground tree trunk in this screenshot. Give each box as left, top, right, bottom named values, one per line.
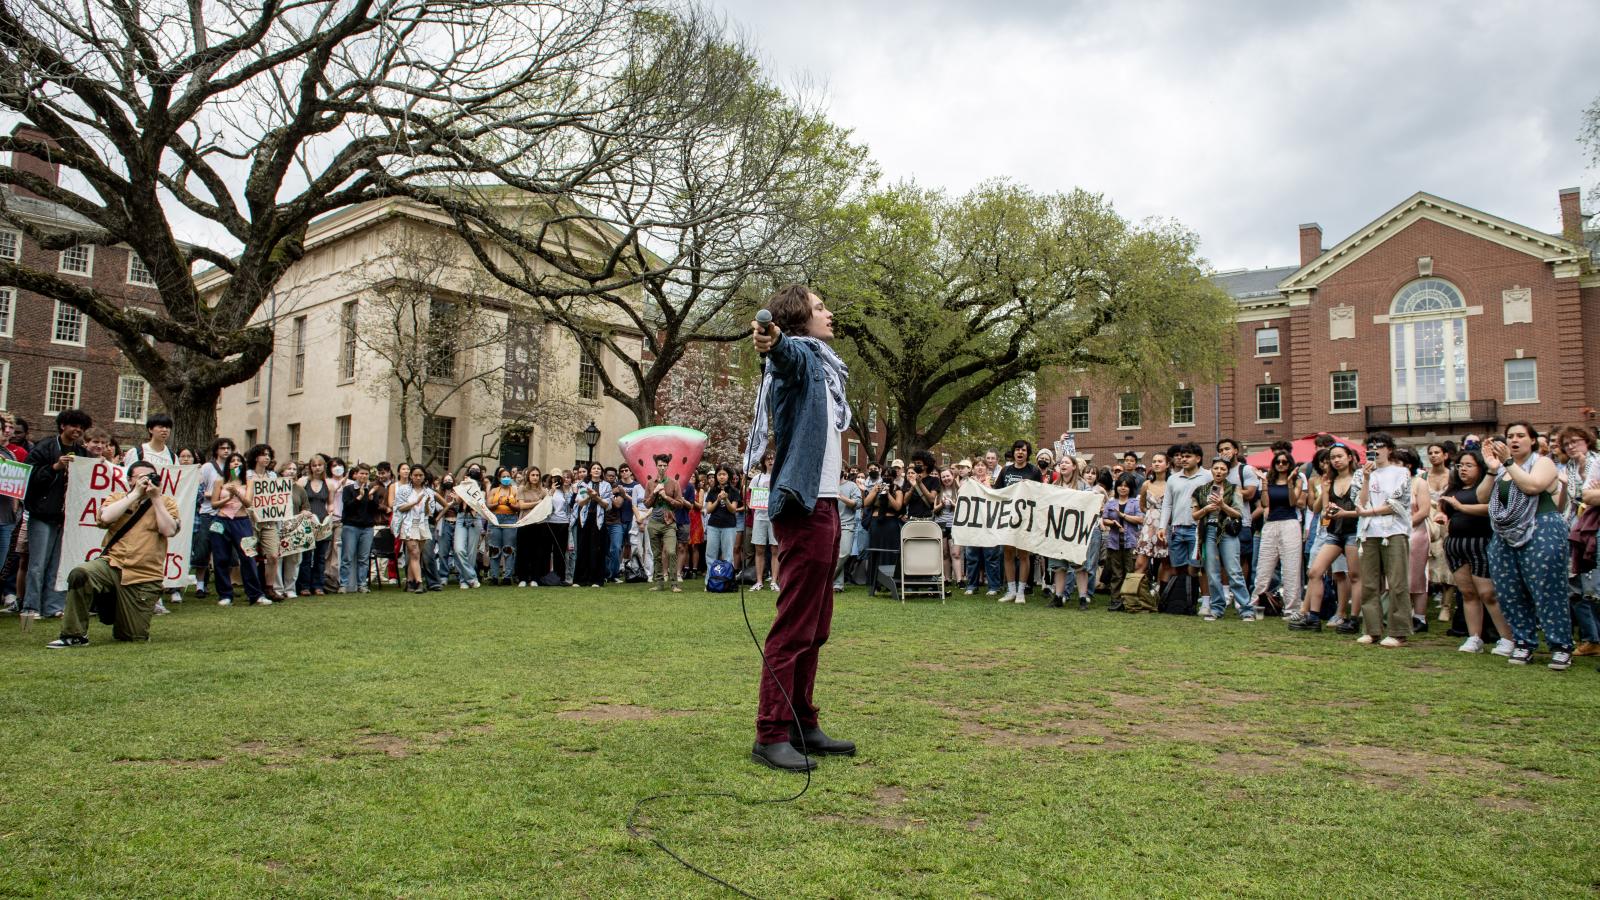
left=168, top=385, right=222, bottom=454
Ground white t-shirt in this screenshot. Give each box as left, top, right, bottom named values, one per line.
left=123, top=442, right=176, bottom=468
left=1363, top=465, right=1411, bottom=539
left=818, top=389, right=841, bottom=499
left=198, top=460, right=225, bottom=514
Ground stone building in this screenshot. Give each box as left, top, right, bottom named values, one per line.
left=1038, top=188, right=1600, bottom=459
left=212, top=196, right=642, bottom=472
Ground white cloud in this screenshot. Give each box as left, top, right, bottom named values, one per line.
left=715, top=0, right=1599, bottom=268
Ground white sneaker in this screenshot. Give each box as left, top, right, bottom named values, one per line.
left=217, top=598, right=232, bottom=607
left=460, top=583, right=470, bottom=590
left=358, top=586, right=371, bottom=594
left=1014, top=593, right=1026, bottom=605
left=749, top=583, right=762, bottom=592
left=997, top=589, right=1012, bottom=603
left=1379, top=636, right=1405, bottom=648
left=985, top=589, right=998, bottom=596
left=1203, top=613, right=1218, bottom=622
left=253, top=597, right=273, bottom=606
left=283, top=591, right=297, bottom=599
left=153, top=600, right=170, bottom=615
left=168, top=590, right=183, bottom=604
left=963, top=588, right=975, bottom=596
left=518, top=581, right=528, bottom=588
left=1458, top=636, right=1485, bottom=653
left=1355, top=634, right=1375, bottom=645
left=771, top=582, right=781, bottom=592
left=1490, top=638, right=1515, bottom=657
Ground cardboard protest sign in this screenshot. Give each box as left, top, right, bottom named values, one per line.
left=249, top=475, right=295, bottom=522
left=950, top=478, right=1103, bottom=564
left=57, top=457, right=202, bottom=590
left=0, top=458, right=29, bottom=500
left=278, top=515, right=332, bottom=556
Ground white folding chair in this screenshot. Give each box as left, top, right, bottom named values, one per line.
left=899, top=520, right=946, bottom=603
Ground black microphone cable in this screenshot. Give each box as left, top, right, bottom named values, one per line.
left=625, top=568, right=813, bottom=899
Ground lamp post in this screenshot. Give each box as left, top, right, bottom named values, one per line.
left=583, top=420, right=600, bottom=466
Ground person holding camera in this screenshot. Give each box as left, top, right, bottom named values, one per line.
left=46, top=460, right=180, bottom=647
left=1193, top=456, right=1250, bottom=621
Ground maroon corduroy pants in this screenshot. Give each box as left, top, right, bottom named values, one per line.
left=756, top=499, right=840, bottom=744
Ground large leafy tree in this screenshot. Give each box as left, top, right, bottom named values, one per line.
left=425, top=11, right=870, bottom=428
left=822, top=180, right=1236, bottom=462
left=0, top=0, right=711, bottom=448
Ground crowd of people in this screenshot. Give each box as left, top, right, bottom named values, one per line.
left=5, top=405, right=1597, bottom=673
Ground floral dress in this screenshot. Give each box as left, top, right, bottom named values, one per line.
left=1136, top=486, right=1168, bottom=559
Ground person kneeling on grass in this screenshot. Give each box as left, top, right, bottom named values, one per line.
left=47, top=460, right=181, bottom=648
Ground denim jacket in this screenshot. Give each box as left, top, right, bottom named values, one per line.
left=763, top=332, right=834, bottom=521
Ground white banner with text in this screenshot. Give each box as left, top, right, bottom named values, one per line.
left=950, top=478, right=1102, bottom=564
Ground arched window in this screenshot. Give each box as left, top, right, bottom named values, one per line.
left=1390, top=279, right=1468, bottom=407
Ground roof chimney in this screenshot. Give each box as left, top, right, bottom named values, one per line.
left=1558, top=187, right=1583, bottom=243
left=1298, top=222, right=1323, bottom=267
left=8, top=125, right=61, bottom=201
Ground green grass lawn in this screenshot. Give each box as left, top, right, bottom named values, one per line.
left=2, top=581, right=1597, bottom=898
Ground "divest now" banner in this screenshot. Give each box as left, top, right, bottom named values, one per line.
left=950, top=478, right=1103, bottom=564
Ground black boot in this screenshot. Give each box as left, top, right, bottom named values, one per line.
left=751, top=741, right=817, bottom=771
left=787, top=724, right=856, bottom=756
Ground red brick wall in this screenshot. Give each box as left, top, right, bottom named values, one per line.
left=3, top=230, right=161, bottom=446
left=1038, top=208, right=1596, bottom=457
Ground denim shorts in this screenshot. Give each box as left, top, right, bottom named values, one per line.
left=1168, top=525, right=1198, bottom=568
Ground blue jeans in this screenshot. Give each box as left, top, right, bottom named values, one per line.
left=606, top=522, right=626, bottom=579
left=340, top=524, right=374, bottom=591
left=1203, top=524, right=1249, bottom=617
left=705, top=526, right=736, bottom=567
left=24, top=518, right=66, bottom=616
left=852, top=520, right=870, bottom=557
left=455, top=515, right=482, bottom=584
left=1576, top=569, right=1600, bottom=643
left=422, top=538, right=441, bottom=588
left=963, top=546, right=1003, bottom=591
left=488, top=513, right=517, bottom=580
left=191, top=511, right=215, bottom=587
left=1168, top=524, right=1198, bottom=570
left=435, top=519, right=457, bottom=579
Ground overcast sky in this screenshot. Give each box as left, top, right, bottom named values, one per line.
left=711, top=0, right=1599, bottom=270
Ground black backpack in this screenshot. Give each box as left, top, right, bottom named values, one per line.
left=1158, top=573, right=1199, bottom=616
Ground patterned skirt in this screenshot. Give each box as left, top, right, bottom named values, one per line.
left=1136, top=496, right=1168, bottom=559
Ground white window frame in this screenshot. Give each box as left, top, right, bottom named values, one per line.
left=1255, top=327, right=1281, bottom=357
left=1504, top=359, right=1538, bottom=404
left=290, top=315, right=307, bottom=391
left=335, top=415, right=351, bottom=460
left=58, top=244, right=93, bottom=277
left=287, top=422, right=301, bottom=461
left=339, top=300, right=358, bottom=382
left=1330, top=371, right=1359, bottom=413
left=577, top=351, right=599, bottom=401
left=1117, top=393, right=1141, bottom=430
left=0, top=359, right=10, bottom=410
left=126, top=252, right=156, bottom=287
left=51, top=300, right=86, bottom=346
left=0, top=286, right=13, bottom=338
left=1170, top=389, right=1195, bottom=427
left=1256, top=384, right=1283, bottom=423
left=1067, top=396, right=1090, bottom=432
left=847, top=438, right=861, bottom=465
left=115, top=375, right=149, bottom=424
left=0, top=229, right=19, bottom=262
left=44, top=367, right=81, bottom=415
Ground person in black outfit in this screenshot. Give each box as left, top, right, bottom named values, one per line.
left=995, top=439, right=1044, bottom=603
left=863, top=461, right=906, bottom=596
left=571, top=463, right=610, bottom=587
left=902, top=450, right=942, bottom=521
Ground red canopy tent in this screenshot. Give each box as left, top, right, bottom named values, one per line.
left=1245, top=434, right=1366, bottom=470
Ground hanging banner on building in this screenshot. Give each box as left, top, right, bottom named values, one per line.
left=57, top=458, right=201, bottom=590
left=0, top=458, right=30, bottom=500
left=950, top=478, right=1103, bottom=564
left=249, top=476, right=295, bottom=523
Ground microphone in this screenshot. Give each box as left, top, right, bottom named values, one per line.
left=755, top=308, right=773, bottom=335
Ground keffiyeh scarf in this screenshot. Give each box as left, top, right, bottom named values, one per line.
left=1490, top=452, right=1543, bottom=549
left=743, top=335, right=851, bottom=473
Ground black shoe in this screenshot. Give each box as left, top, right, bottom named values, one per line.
left=1335, top=618, right=1360, bottom=635
left=1048, top=595, right=1065, bottom=609
left=1287, top=616, right=1323, bottom=632
left=1107, top=599, right=1125, bottom=612
left=751, top=741, right=817, bottom=771
left=787, top=725, right=855, bottom=756
left=1078, top=596, right=1088, bottom=610
left=45, top=634, right=90, bottom=649
left=1412, top=616, right=1428, bottom=634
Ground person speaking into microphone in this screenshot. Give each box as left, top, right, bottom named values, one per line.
left=744, top=285, right=856, bottom=772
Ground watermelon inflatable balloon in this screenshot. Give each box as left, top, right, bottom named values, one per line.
left=618, top=426, right=707, bottom=487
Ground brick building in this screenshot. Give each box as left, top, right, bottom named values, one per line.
left=1038, top=188, right=1600, bottom=460
left=1, top=127, right=163, bottom=447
